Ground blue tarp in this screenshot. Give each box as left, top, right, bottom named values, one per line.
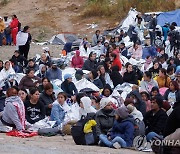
left=157, top=9, right=180, bottom=26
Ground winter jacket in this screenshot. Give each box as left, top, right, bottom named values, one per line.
left=123, top=71, right=138, bottom=85
left=92, top=34, right=102, bottom=47
left=26, top=64, right=39, bottom=72
left=61, top=80, right=78, bottom=97
left=163, top=89, right=180, bottom=107
left=110, top=66, right=123, bottom=87
left=111, top=58, right=122, bottom=71
left=149, top=17, right=157, bottom=31
left=128, top=90, right=146, bottom=116
left=0, top=20, right=5, bottom=33
left=93, top=78, right=103, bottom=89
left=110, top=116, right=135, bottom=147
left=46, top=68, right=62, bottom=81
left=18, top=75, right=42, bottom=89
left=163, top=106, right=180, bottom=137
left=120, top=47, right=129, bottom=59
left=144, top=109, right=168, bottom=135
left=95, top=109, right=115, bottom=137
left=24, top=100, right=45, bottom=124
left=82, top=58, right=96, bottom=71
left=39, top=91, right=56, bottom=116
left=140, top=79, right=159, bottom=93
left=71, top=54, right=84, bottom=68
left=39, top=59, right=51, bottom=67
left=155, top=76, right=171, bottom=88
left=11, top=54, right=28, bottom=67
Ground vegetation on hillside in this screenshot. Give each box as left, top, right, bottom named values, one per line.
left=82, top=0, right=176, bottom=21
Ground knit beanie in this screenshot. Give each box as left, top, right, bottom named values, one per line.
left=115, top=105, right=129, bottom=119
left=100, top=97, right=111, bottom=109
left=64, top=74, right=72, bottom=80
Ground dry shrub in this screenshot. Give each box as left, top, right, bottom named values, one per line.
left=82, top=0, right=176, bottom=20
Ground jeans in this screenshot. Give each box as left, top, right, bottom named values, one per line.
left=146, top=132, right=163, bottom=142
left=149, top=31, right=156, bottom=45
left=5, top=34, right=11, bottom=45
left=99, top=134, right=127, bottom=148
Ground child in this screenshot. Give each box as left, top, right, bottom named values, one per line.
left=99, top=106, right=134, bottom=149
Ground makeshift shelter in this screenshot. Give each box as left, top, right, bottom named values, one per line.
left=48, top=33, right=81, bottom=46
left=157, top=9, right=180, bottom=26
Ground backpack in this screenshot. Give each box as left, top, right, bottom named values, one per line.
left=134, top=118, right=145, bottom=137
left=71, top=112, right=97, bottom=145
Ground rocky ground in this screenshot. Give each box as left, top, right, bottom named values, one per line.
left=0, top=133, right=153, bottom=154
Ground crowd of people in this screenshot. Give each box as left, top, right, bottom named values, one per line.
left=0, top=12, right=180, bottom=153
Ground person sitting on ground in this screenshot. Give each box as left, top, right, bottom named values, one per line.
left=110, top=65, right=123, bottom=88
left=149, top=60, right=162, bottom=78
left=18, top=88, right=29, bottom=103
left=144, top=96, right=168, bottom=142
left=79, top=96, right=97, bottom=118
left=18, top=68, right=42, bottom=89
left=167, top=65, right=175, bottom=80
left=88, top=70, right=103, bottom=89
left=0, top=87, right=5, bottom=112
left=38, top=77, right=50, bottom=93
left=163, top=81, right=180, bottom=108
left=101, top=84, right=113, bottom=98
left=140, top=91, right=151, bottom=112
left=119, top=43, right=129, bottom=59
left=82, top=52, right=97, bottom=71
left=141, top=56, right=153, bottom=73
left=50, top=92, right=78, bottom=135
left=71, top=50, right=84, bottom=68
left=61, top=74, right=78, bottom=98
left=26, top=59, right=39, bottom=72
left=36, top=64, right=47, bottom=79
left=155, top=68, right=171, bottom=88
left=159, top=55, right=168, bottom=69
left=39, top=83, right=56, bottom=116
left=92, top=30, right=102, bottom=47
left=123, top=62, right=138, bottom=85
left=110, top=53, right=122, bottom=71
left=128, top=90, right=146, bottom=116
left=140, top=71, right=158, bottom=93
left=124, top=98, right=144, bottom=121
left=11, top=50, right=28, bottom=72
left=95, top=98, right=115, bottom=139
left=0, top=88, right=25, bottom=131
left=3, top=74, right=18, bottom=91
left=75, top=69, right=84, bottom=81
left=128, top=42, right=143, bottom=60
left=0, top=60, right=3, bottom=71
left=39, top=53, right=51, bottom=67
left=97, top=57, right=111, bottom=73
left=24, top=88, right=45, bottom=124
left=99, top=105, right=134, bottom=149
left=46, top=61, right=62, bottom=81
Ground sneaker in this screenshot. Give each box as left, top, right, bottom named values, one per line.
left=113, top=142, right=121, bottom=149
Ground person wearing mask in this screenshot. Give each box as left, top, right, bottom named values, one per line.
left=140, top=71, right=159, bottom=93
left=82, top=52, right=96, bottom=71
left=39, top=83, right=56, bottom=116
left=46, top=62, right=62, bottom=81
left=110, top=53, right=122, bottom=71
left=95, top=98, right=115, bottom=142
left=123, top=62, right=138, bottom=85
left=71, top=50, right=84, bottom=68
left=144, top=96, right=168, bottom=141
left=16, top=26, right=31, bottom=59
left=163, top=81, right=180, bottom=108
left=61, top=74, right=78, bottom=98
left=155, top=68, right=171, bottom=88
left=0, top=16, right=5, bottom=46
left=88, top=70, right=103, bottom=89
left=0, top=88, right=25, bottom=131
left=24, top=88, right=45, bottom=124
left=92, top=30, right=101, bottom=47
left=10, top=15, right=19, bottom=45
left=18, top=68, right=42, bottom=89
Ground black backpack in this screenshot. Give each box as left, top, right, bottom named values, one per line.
left=71, top=112, right=97, bottom=145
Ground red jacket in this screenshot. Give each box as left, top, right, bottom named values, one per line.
left=71, top=50, right=84, bottom=68
left=112, top=58, right=122, bottom=71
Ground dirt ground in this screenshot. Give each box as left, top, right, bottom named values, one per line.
left=0, top=133, right=154, bottom=154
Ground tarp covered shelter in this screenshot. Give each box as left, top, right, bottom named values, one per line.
left=157, top=9, right=180, bottom=26
left=48, top=33, right=79, bottom=45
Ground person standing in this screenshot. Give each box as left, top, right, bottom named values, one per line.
left=16, top=26, right=31, bottom=59
left=3, top=16, right=12, bottom=45
left=10, top=15, right=19, bottom=45
left=149, top=13, right=157, bottom=46
left=0, top=16, right=5, bottom=47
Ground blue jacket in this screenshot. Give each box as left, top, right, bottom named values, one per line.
left=46, top=68, right=62, bottom=81
left=110, top=116, right=134, bottom=147
left=50, top=102, right=65, bottom=126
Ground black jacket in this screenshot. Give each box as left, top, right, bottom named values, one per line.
left=144, top=109, right=168, bottom=135
left=11, top=55, right=28, bottom=67
left=39, top=91, right=56, bottom=116
left=82, top=58, right=96, bottom=71
left=0, top=92, right=5, bottom=112
left=61, top=80, right=78, bottom=97
left=123, top=71, right=138, bottom=85
left=163, top=106, right=180, bottom=137
left=110, top=66, right=123, bottom=87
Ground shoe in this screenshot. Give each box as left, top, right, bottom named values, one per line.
left=113, top=142, right=121, bottom=149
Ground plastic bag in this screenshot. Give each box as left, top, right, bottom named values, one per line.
left=6, top=130, right=38, bottom=138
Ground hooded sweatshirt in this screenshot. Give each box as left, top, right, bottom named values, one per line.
left=71, top=50, right=84, bottom=68
left=2, top=96, right=25, bottom=130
